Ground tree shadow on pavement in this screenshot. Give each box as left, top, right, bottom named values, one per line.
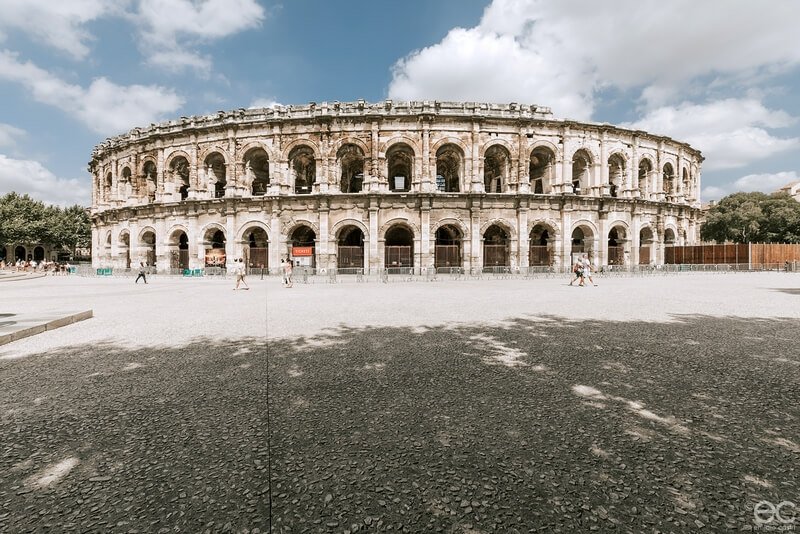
left=1, top=315, right=798, bottom=533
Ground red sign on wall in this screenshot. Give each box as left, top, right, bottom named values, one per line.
left=292, top=246, right=313, bottom=257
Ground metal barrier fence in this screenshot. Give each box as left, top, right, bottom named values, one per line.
left=73, top=262, right=798, bottom=282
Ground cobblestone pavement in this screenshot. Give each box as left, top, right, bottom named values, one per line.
left=0, top=274, right=798, bottom=532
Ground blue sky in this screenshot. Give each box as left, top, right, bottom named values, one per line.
left=1, top=0, right=799, bottom=206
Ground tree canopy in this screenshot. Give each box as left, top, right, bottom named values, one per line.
left=0, top=192, right=90, bottom=258
left=701, top=191, right=800, bottom=243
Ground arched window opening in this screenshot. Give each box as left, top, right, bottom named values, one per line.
left=34, top=246, right=45, bottom=262
left=385, top=225, right=414, bottom=268
left=244, top=148, right=270, bottom=196
left=608, top=154, right=625, bottom=198
left=639, top=227, right=654, bottom=265
left=436, top=145, right=462, bottom=193
left=387, top=144, right=413, bottom=192
left=15, top=245, right=26, bottom=262
left=204, top=229, right=226, bottom=267
left=338, top=144, right=365, bottom=193
left=169, top=156, right=190, bottom=201
left=434, top=225, right=462, bottom=269
left=169, top=230, right=190, bottom=270
left=530, top=148, right=555, bottom=194
left=483, top=224, right=510, bottom=269
left=141, top=230, right=156, bottom=266
left=638, top=159, right=652, bottom=198
left=119, top=232, right=130, bottom=269
left=143, top=161, right=157, bottom=202
left=571, top=226, right=593, bottom=256
left=484, top=145, right=509, bottom=193
left=337, top=226, right=365, bottom=269
left=682, top=168, right=690, bottom=200
left=663, top=163, right=675, bottom=196
left=289, top=225, right=316, bottom=267
left=529, top=224, right=554, bottom=266
left=244, top=227, right=269, bottom=270
left=290, top=146, right=316, bottom=194
left=204, top=153, right=227, bottom=198
left=572, top=151, right=592, bottom=195
left=608, top=227, right=626, bottom=265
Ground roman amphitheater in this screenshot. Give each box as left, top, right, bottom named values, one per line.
left=90, top=100, right=702, bottom=273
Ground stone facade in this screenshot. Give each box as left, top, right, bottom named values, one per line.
left=89, top=100, right=703, bottom=273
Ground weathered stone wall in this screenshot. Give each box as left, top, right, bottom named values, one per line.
left=90, top=101, right=703, bottom=272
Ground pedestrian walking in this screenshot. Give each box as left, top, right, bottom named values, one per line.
left=569, top=259, right=584, bottom=286
left=284, top=258, right=293, bottom=288
left=233, top=258, right=249, bottom=290
left=135, top=262, right=148, bottom=284
left=582, top=254, right=598, bottom=286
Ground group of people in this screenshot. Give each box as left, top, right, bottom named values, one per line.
left=569, top=254, right=597, bottom=287
left=1, top=258, right=73, bottom=275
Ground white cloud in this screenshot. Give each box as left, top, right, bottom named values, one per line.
left=249, top=97, right=281, bottom=109
left=0, top=50, right=184, bottom=135
left=0, top=154, right=90, bottom=206
left=0, top=0, right=127, bottom=59
left=388, top=0, right=800, bottom=118
left=622, top=99, right=799, bottom=170
left=134, top=0, right=265, bottom=74
left=701, top=171, right=799, bottom=201
left=0, top=123, right=25, bottom=147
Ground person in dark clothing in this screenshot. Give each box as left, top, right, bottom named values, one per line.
left=135, top=262, right=148, bottom=284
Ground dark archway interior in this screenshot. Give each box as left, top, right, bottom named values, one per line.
left=339, top=145, right=365, bottom=193
left=210, top=230, right=225, bottom=249
left=338, top=226, right=364, bottom=246
left=385, top=226, right=413, bottom=246
left=483, top=224, right=509, bottom=244
left=245, top=148, right=270, bottom=196
left=435, top=146, right=461, bottom=193
left=435, top=225, right=461, bottom=245
left=289, top=226, right=316, bottom=247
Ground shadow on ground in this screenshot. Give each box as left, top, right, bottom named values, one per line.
left=0, top=315, right=798, bottom=533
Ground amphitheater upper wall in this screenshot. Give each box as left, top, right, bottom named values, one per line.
left=90, top=101, right=703, bottom=212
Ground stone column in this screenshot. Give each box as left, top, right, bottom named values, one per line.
left=225, top=213, right=236, bottom=271
left=598, top=131, right=607, bottom=196
left=421, top=121, right=431, bottom=192
left=420, top=203, right=431, bottom=269
left=518, top=205, right=529, bottom=268
left=561, top=127, right=571, bottom=194
left=471, top=211, right=481, bottom=271
left=318, top=202, right=330, bottom=271
left=629, top=138, right=639, bottom=198
left=270, top=211, right=281, bottom=273
left=155, top=217, right=167, bottom=273
left=369, top=206, right=379, bottom=272
left=471, top=122, right=483, bottom=192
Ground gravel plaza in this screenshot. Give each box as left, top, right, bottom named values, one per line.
left=1, top=272, right=799, bottom=533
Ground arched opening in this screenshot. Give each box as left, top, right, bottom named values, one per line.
left=243, top=227, right=269, bottom=270
left=530, top=147, right=555, bottom=194
left=682, top=168, right=690, bottom=199
left=204, top=228, right=226, bottom=267
left=33, top=246, right=45, bottom=262
left=121, top=167, right=132, bottom=197
left=483, top=224, right=510, bottom=270
left=387, top=144, right=413, bottom=192
left=143, top=161, right=157, bottom=202
left=608, top=226, right=626, bottom=265
left=434, top=225, right=462, bottom=269
left=435, top=145, right=462, bottom=192
left=338, top=144, right=365, bottom=193
left=571, top=226, right=594, bottom=257
left=663, top=228, right=676, bottom=264
left=119, top=232, right=131, bottom=269
left=607, top=154, right=625, bottom=198
left=639, top=227, right=654, bottom=265
left=0, top=246, right=6, bottom=262
left=572, top=150, right=592, bottom=195
left=529, top=224, right=554, bottom=266
left=140, top=230, right=156, bottom=267
left=15, top=246, right=26, bottom=262
left=663, top=163, right=675, bottom=197
left=337, top=225, right=365, bottom=269
left=484, top=145, right=509, bottom=193
left=244, top=148, right=270, bottom=196
left=289, top=225, right=316, bottom=268
left=169, top=156, right=190, bottom=201
left=385, top=225, right=414, bottom=269
left=205, top=153, right=227, bottom=198
left=638, top=159, right=652, bottom=199
left=290, top=146, right=316, bottom=194
left=105, top=172, right=113, bottom=200
left=169, top=230, right=190, bottom=270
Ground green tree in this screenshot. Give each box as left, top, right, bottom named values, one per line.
left=701, top=191, right=800, bottom=243
left=0, top=193, right=91, bottom=258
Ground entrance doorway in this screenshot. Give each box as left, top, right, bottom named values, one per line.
left=483, top=224, right=510, bottom=270
left=337, top=226, right=365, bottom=269
left=434, top=225, right=462, bottom=270
left=385, top=225, right=414, bottom=270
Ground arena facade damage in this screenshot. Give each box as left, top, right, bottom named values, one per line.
left=90, top=100, right=702, bottom=273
